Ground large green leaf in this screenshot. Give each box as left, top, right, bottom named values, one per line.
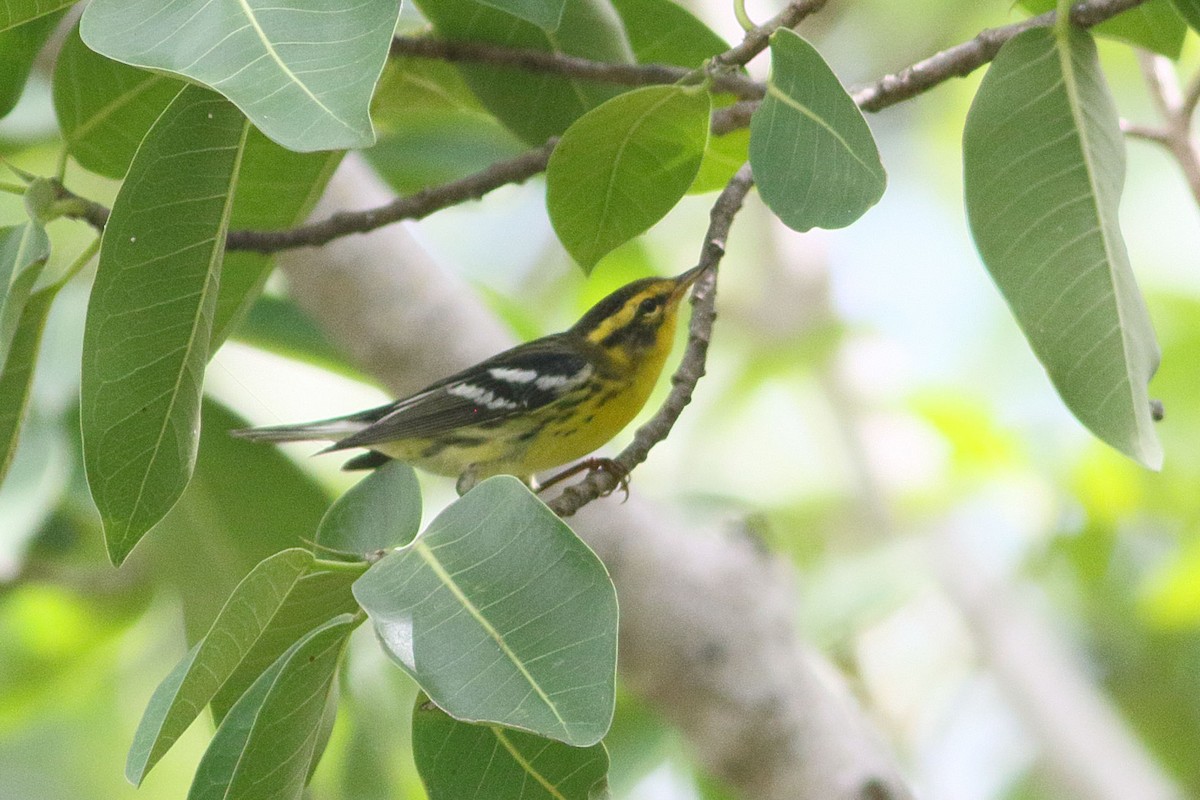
left=413, top=695, right=610, bottom=800
left=214, top=131, right=342, bottom=348
left=78, top=0, right=400, bottom=152
left=0, top=287, right=55, bottom=484
left=609, top=0, right=728, bottom=67
left=0, top=11, right=64, bottom=118
left=80, top=86, right=248, bottom=565
left=127, top=550, right=311, bottom=784
left=367, top=58, right=527, bottom=195
left=208, top=564, right=362, bottom=722
left=1022, top=0, right=1186, bottom=58
left=416, top=0, right=634, bottom=145
left=354, top=476, right=618, bottom=747
left=606, top=0, right=745, bottom=196
left=0, top=0, right=75, bottom=32
left=546, top=85, right=710, bottom=270
left=749, top=29, right=886, bottom=231
left=1171, top=0, right=1200, bottom=32
left=0, top=222, right=50, bottom=370
left=316, top=461, right=423, bottom=556
left=477, top=0, right=567, bottom=32
left=963, top=27, right=1161, bottom=468
left=53, top=24, right=183, bottom=179
left=188, top=614, right=357, bottom=800
left=126, top=549, right=362, bottom=785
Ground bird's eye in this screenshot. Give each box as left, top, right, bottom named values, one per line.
left=638, top=296, right=663, bottom=316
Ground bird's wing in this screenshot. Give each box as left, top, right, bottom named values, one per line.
left=326, top=337, right=595, bottom=451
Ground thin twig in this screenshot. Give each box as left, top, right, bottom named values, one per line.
left=1182, top=69, right=1200, bottom=122
left=1119, top=119, right=1171, bottom=145
left=854, top=0, right=1149, bottom=111
left=549, top=164, right=755, bottom=517
left=391, top=36, right=765, bottom=99
left=715, top=0, right=829, bottom=67
left=1128, top=50, right=1200, bottom=207
left=226, top=140, right=556, bottom=252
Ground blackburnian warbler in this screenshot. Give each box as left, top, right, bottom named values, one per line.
left=234, top=266, right=705, bottom=495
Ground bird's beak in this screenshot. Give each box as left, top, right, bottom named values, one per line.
left=673, top=265, right=707, bottom=298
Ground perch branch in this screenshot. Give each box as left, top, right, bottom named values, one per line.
left=548, top=164, right=754, bottom=516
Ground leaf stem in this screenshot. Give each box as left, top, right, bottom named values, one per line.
left=313, top=557, right=372, bottom=574
left=1056, top=0, right=1073, bottom=37
left=733, top=0, right=757, bottom=32
left=49, top=235, right=101, bottom=291
left=0, top=182, right=25, bottom=195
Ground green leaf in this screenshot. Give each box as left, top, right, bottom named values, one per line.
left=413, top=695, right=610, bottom=800
left=1171, top=0, right=1200, bottom=32
left=609, top=0, right=729, bottom=67
left=214, top=131, right=342, bottom=348
left=0, top=0, right=76, bottom=32
left=53, top=24, right=183, bottom=179
left=607, top=0, right=743, bottom=195
left=78, top=0, right=400, bottom=152
left=477, top=0, right=567, bottom=32
left=354, top=476, right=618, bottom=747
left=367, top=58, right=527, bottom=195
left=547, top=85, right=710, bottom=270
left=208, top=564, right=362, bottom=723
left=963, top=27, right=1162, bottom=468
left=317, top=461, right=422, bottom=556
left=1022, top=0, right=1186, bottom=58
left=0, top=286, right=55, bottom=484
left=188, top=614, right=357, bottom=800
left=0, top=11, right=64, bottom=118
left=80, top=86, right=249, bottom=565
left=691, top=128, right=749, bottom=195
left=750, top=29, right=886, bottom=231
left=416, top=0, right=634, bottom=145
left=0, top=222, right=50, bottom=370
left=127, top=549, right=313, bottom=785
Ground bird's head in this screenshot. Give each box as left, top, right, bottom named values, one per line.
left=571, top=266, right=705, bottom=365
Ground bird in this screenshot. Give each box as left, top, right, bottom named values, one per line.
left=233, top=265, right=707, bottom=496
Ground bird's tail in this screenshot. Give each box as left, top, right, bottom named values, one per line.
left=230, top=417, right=370, bottom=444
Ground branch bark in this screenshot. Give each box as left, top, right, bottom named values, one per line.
left=275, top=156, right=915, bottom=800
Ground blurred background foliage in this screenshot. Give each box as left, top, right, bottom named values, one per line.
left=2, top=0, right=1199, bottom=798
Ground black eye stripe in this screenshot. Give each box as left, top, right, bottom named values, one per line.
left=638, top=296, right=664, bottom=314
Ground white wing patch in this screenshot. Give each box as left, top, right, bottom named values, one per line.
left=536, top=364, right=593, bottom=392
left=489, top=367, right=538, bottom=383
left=448, top=382, right=520, bottom=410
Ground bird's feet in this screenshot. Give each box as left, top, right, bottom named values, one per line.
left=535, top=457, right=630, bottom=501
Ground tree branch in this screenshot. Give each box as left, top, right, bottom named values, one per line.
left=548, top=164, right=754, bottom=516
left=225, top=139, right=556, bottom=252
left=52, top=0, right=1148, bottom=253
left=852, top=0, right=1149, bottom=112
left=390, top=35, right=764, bottom=100
left=715, top=0, right=829, bottom=67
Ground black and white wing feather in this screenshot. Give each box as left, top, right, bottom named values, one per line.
left=228, top=336, right=597, bottom=452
